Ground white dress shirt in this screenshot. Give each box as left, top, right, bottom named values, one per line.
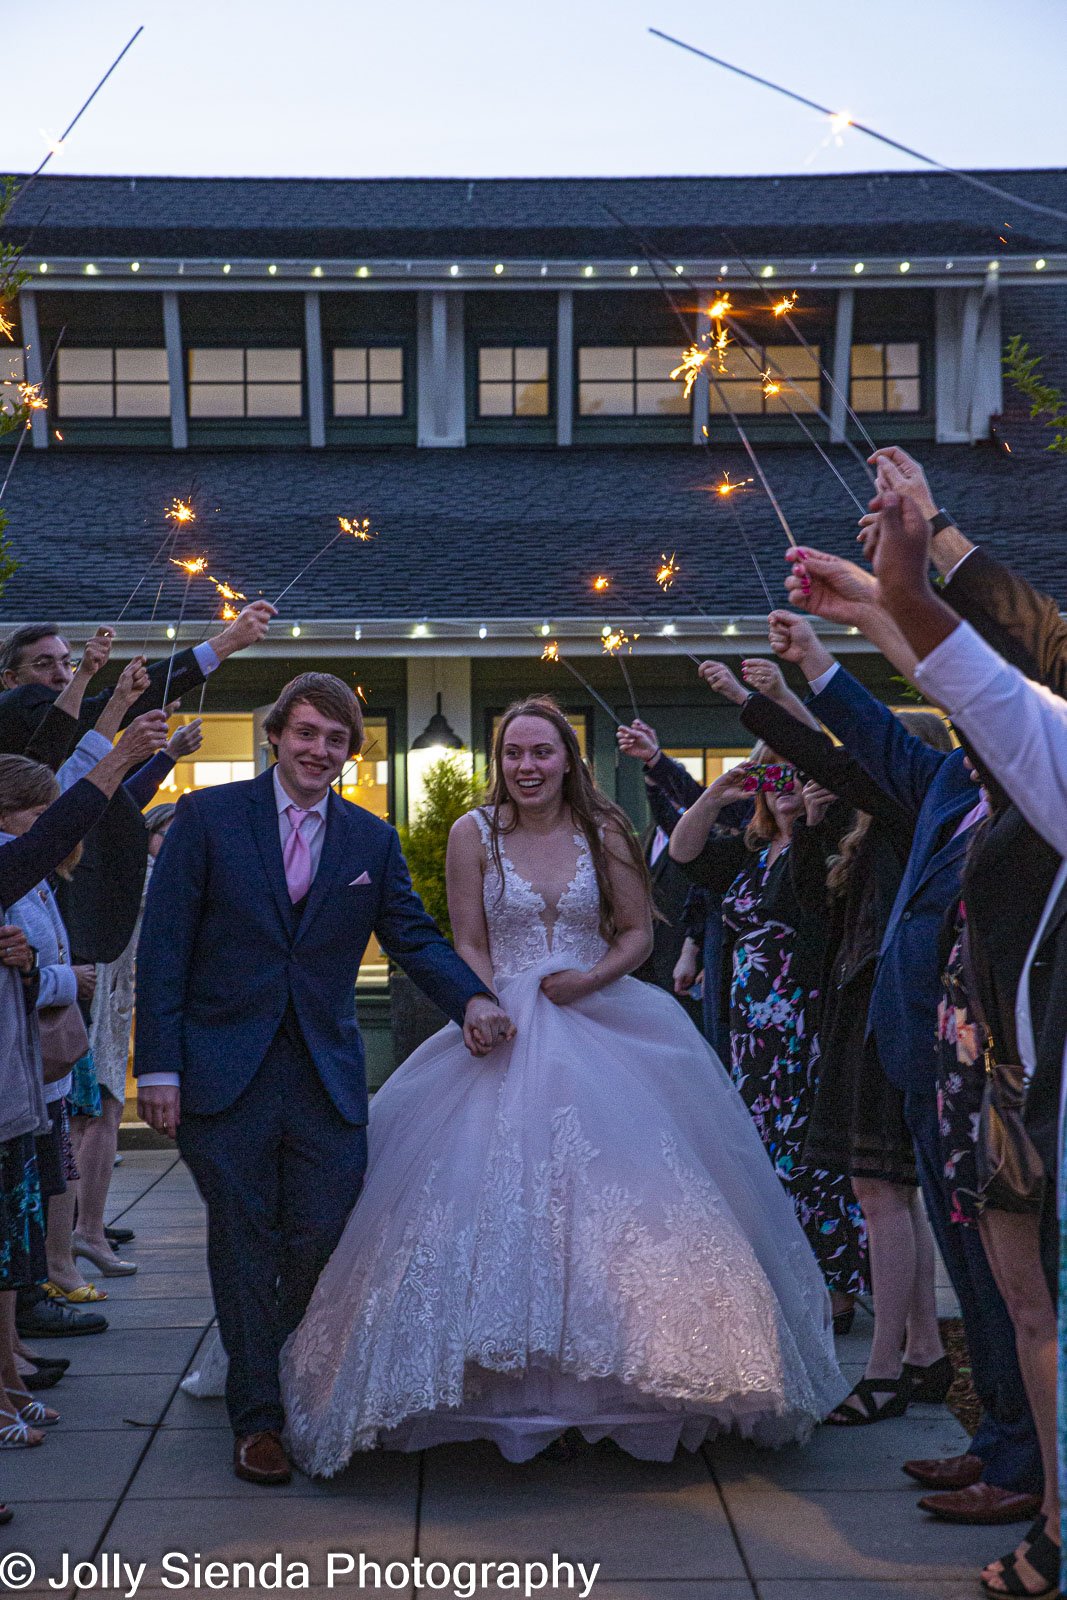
left=137, top=768, right=332, bottom=1091
left=914, top=619, right=1067, bottom=1208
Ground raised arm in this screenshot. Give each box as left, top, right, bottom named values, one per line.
left=617, top=718, right=706, bottom=809
left=668, top=767, right=752, bottom=891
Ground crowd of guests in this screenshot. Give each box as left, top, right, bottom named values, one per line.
left=613, top=443, right=1067, bottom=1600
left=0, top=600, right=272, bottom=1520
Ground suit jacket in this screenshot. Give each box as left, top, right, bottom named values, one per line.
left=808, top=666, right=975, bottom=1095
left=134, top=768, right=489, bottom=1122
left=0, top=646, right=207, bottom=768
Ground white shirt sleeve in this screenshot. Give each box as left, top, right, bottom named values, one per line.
left=943, top=546, right=978, bottom=586
left=56, top=729, right=112, bottom=793
left=914, top=620, right=1067, bottom=859
left=192, top=641, right=222, bottom=675
left=136, top=1072, right=181, bottom=1088
left=806, top=661, right=841, bottom=697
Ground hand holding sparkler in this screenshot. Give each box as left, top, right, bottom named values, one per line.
left=802, top=780, right=837, bottom=828
left=740, top=657, right=789, bottom=702
left=75, top=627, right=114, bottom=684
left=615, top=719, right=662, bottom=765
left=166, top=718, right=204, bottom=760
left=784, top=546, right=879, bottom=627
left=92, top=656, right=151, bottom=743
left=767, top=611, right=836, bottom=682
left=698, top=660, right=749, bottom=707
left=211, top=600, right=277, bottom=661
left=868, top=447, right=938, bottom=521
left=111, top=709, right=171, bottom=772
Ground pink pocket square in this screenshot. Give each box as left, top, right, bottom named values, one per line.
left=350, top=871, right=372, bottom=886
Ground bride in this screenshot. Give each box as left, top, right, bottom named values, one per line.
left=187, top=696, right=844, bottom=1472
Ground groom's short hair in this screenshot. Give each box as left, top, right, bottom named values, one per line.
left=265, top=672, right=364, bottom=757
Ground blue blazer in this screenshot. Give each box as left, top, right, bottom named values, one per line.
left=809, top=668, right=976, bottom=1096
left=134, top=769, right=488, bottom=1121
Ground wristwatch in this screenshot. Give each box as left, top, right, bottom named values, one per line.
left=928, top=508, right=956, bottom=536
left=21, top=945, right=39, bottom=980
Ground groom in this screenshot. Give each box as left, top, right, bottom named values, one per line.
left=135, top=672, right=512, bottom=1484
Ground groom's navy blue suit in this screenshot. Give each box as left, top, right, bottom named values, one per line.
left=135, top=766, right=488, bottom=1436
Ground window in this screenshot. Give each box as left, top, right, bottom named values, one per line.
left=332, top=347, right=404, bottom=417
left=664, top=748, right=754, bottom=787
left=708, top=344, right=821, bottom=416
left=851, top=343, right=921, bottom=413
left=477, top=347, right=549, bottom=417
left=188, top=348, right=302, bottom=418
left=0, top=348, right=23, bottom=413
left=56, top=349, right=170, bottom=418
left=578, top=347, right=688, bottom=417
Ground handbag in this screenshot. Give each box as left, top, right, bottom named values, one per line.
left=961, top=925, right=1045, bottom=1214
left=38, top=1002, right=89, bottom=1086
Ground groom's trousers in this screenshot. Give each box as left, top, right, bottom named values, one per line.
left=178, top=1008, right=367, bottom=1436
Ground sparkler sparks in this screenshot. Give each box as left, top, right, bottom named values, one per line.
left=210, top=577, right=246, bottom=602
left=0, top=308, right=14, bottom=342
left=592, top=575, right=612, bottom=592
left=655, top=553, right=681, bottom=591
left=670, top=344, right=710, bottom=400
left=17, top=382, right=46, bottom=411
left=772, top=293, right=798, bottom=317
left=714, top=473, right=754, bottom=498
left=541, top=640, right=560, bottom=662
left=338, top=516, right=375, bottom=541
left=170, top=555, right=208, bottom=576
left=761, top=370, right=781, bottom=398
left=166, top=498, right=196, bottom=525
left=601, top=628, right=633, bottom=656
left=219, top=602, right=239, bottom=621
left=708, top=294, right=732, bottom=320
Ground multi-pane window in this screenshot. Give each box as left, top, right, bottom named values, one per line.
left=332, top=347, right=404, bottom=417
left=708, top=344, right=821, bottom=416
left=56, top=349, right=170, bottom=418
left=477, top=347, right=550, bottom=417
left=851, top=343, right=921, bottom=413
left=664, top=748, right=752, bottom=787
left=0, top=348, right=24, bottom=414
left=187, top=348, right=302, bottom=418
left=578, top=347, right=687, bottom=417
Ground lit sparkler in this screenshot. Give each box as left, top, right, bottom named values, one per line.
left=17, top=382, right=46, bottom=411
left=541, top=640, right=622, bottom=724
left=772, top=294, right=797, bottom=317
left=170, top=555, right=208, bottom=576
left=210, top=577, right=246, bottom=602
left=273, top=514, right=378, bottom=607
left=592, top=574, right=611, bottom=592
left=715, top=472, right=754, bottom=498
left=708, top=294, right=732, bottom=320
left=670, top=344, right=711, bottom=400
left=655, top=553, right=680, bottom=591
left=601, top=628, right=641, bottom=719
left=761, top=370, right=781, bottom=398
left=166, top=498, right=196, bottom=525
left=219, top=602, right=239, bottom=622
left=0, top=308, right=14, bottom=342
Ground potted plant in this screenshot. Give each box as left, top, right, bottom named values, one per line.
left=389, top=755, right=481, bottom=1069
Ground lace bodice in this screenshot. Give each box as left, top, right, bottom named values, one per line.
left=472, top=808, right=608, bottom=983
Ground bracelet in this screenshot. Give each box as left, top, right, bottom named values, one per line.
left=928, top=508, right=956, bottom=536
left=642, top=749, right=662, bottom=766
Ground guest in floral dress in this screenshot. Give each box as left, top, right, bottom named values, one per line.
left=671, top=746, right=867, bottom=1319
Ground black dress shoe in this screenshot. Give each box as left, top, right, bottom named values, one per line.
left=26, top=1355, right=70, bottom=1372
left=23, top=1366, right=64, bottom=1390
left=105, top=1226, right=135, bottom=1246
left=16, top=1298, right=108, bottom=1337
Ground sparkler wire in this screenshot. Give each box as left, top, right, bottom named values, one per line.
left=544, top=644, right=624, bottom=725
left=272, top=531, right=342, bottom=608
left=648, top=29, right=1067, bottom=228
left=25, top=29, right=145, bottom=187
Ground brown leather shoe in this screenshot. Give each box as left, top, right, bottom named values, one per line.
left=902, top=1452, right=984, bottom=1490
left=918, top=1483, right=1042, bottom=1524
left=233, top=1430, right=292, bottom=1486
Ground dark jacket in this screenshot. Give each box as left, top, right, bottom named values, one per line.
left=808, top=666, right=976, bottom=1096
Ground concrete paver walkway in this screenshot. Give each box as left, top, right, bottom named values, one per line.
left=3, top=1151, right=1002, bottom=1599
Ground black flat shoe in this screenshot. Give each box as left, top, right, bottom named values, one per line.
left=27, top=1355, right=70, bottom=1372
left=832, top=1306, right=855, bottom=1336
left=905, top=1354, right=954, bottom=1404
left=0, top=1506, right=12, bottom=1526
left=826, top=1376, right=912, bottom=1426
left=105, top=1225, right=135, bottom=1246
left=23, top=1367, right=63, bottom=1391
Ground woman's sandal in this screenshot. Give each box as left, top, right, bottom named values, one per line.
left=825, top=1376, right=912, bottom=1426
left=0, top=1406, right=44, bottom=1449
left=5, top=1389, right=59, bottom=1427
left=904, top=1354, right=955, bottom=1404
left=981, top=1527, right=1062, bottom=1598
left=43, top=1280, right=107, bottom=1303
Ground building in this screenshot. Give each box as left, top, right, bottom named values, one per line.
left=3, top=169, right=1066, bottom=1070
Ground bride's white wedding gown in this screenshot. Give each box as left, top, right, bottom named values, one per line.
left=184, top=811, right=844, bottom=1473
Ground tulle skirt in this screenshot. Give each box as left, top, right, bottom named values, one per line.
left=271, top=960, right=844, bottom=1475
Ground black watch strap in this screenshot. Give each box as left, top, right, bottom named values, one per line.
left=928, top=508, right=956, bottom=536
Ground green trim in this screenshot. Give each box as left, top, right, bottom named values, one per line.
left=324, top=421, right=416, bottom=446
left=186, top=421, right=308, bottom=446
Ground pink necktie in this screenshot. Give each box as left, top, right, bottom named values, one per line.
left=283, top=805, right=315, bottom=903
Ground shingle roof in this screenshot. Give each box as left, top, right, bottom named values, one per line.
left=8, top=170, right=1067, bottom=259
left=2, top=442, right=1064, bottom=624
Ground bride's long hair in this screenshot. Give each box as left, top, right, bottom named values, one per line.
left=483, top=696, right=651, bottom=939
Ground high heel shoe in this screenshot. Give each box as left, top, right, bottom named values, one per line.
left=904, top=1354, right=954, bottom=1404
left=71, top=1235, right=137, bottom=1277
left=43, top=1280, right=107, bottom=1302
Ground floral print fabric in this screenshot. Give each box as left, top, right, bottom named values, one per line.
left=724, top=848, right=867, bottom=1297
